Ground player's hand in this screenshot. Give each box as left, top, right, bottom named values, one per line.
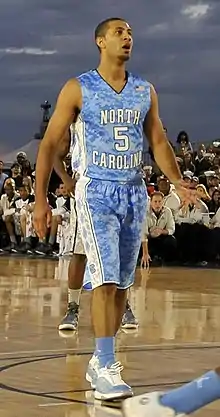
left=174, top=179, right=194, bottom=204
left=33, top=200, right=52, bottom=239
left=141, top=253, right=151, bottom=270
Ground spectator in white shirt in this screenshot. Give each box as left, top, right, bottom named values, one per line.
left=157, top=177, right=181, bottom=218
left=141, top=191, right=177, bottom=266
left=0, top=180, right=19, bottom=251
left=175, top=191, right=210, bottom=265
left=0, top=160, right=8, bottom=195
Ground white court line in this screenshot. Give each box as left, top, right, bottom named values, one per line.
left=1, top=342, right=220, bottom=357
left=39, top=402, right=74, bottom=407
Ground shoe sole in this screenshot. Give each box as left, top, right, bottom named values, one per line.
left=58, top=324, right=77, bottom=331
left=94, top=389, right=133, bottom=401
left=86, top=372, right=96, bottom=389
left=121, top=324, right=139, bottom=329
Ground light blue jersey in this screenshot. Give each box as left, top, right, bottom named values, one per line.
left=74, top=70, right=151, bottom=183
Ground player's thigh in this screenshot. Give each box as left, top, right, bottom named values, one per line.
left=119, top=185, right=147, bottom=289
left=75, top=196, right=120, bottom=288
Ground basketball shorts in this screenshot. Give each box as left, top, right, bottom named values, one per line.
left=70, top=197, right=85, bottom=255
left=75, top=178, right=147, bottom=290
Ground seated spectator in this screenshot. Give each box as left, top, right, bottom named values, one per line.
left=0, top=160, right=8, bottom=195
left=13, top=185, right=36, bottom=253
left=157, top=177, right=181, bottom=217
left=175, top=193, right=210, bottom=265
left=176, top=131, right=193, bottom=156
left=21, top=160, right=33, bottom=190
left=182, top=152, right=195, bottom=174
left=196, top=184, right=211, bottom=204
left=34, top=183, right=70, bottom=256
left=181, top=174, right=192, bottom=188
left=10, top=162, right=23, bottom=189
left=208, top=204, right=220, bottom=263
left=208, top=186, right=217, bottom=198
left=207, top=174, right=219, bottom=189
left=195, top=152, right=213, bottom=176
left=208, top=189, right=220, bottom=216
left=141, top=191, right=177, bottom=265
left=0, top=180, right=20, bottom=251
left=190, top=176, right=199, bottom=189
left=16, top=151, right=27, bottom=166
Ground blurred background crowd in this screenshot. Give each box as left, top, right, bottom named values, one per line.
left=0, top=103, right=220, bottom=267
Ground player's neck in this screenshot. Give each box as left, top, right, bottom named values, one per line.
left=97, top=61, right=126, bottom=81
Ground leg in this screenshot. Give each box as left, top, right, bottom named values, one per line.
left=120, top=184, right=147, bottom=329
left=59, top=253, right=86, bottom=331
left=123, top=367, right=220, bottom=416
left=59, top=198, right=87, bottom=331
left=3, top=215, right=17, bottom=250
left=75, top=180, right=133, bottom=400
left=18, top=213, right=33, bottom=254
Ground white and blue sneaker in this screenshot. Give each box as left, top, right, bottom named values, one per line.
left=94, top=361, right=133, bottom=401
left=122, top=392, right=185, bottom=417
left=86, top=354, right=100, bottom=389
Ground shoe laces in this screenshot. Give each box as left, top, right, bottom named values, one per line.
left=108, top=361, right=124, bottom=374
left=68, top=302, right=79, bottom=314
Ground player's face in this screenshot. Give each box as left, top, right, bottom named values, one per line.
left=101, top=21, right=133, bottom=61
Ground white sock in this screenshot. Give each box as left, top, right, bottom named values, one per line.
left=68, top=288, right=81, bottom=305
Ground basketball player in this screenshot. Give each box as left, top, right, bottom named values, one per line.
left=54, top=132, right=138, bottom=331
left=33, top=18, right=191, bottom=400
left=123, top=367, right=220, bottom=416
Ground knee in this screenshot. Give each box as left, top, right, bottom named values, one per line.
left=95, top=283, right=117, bottom=298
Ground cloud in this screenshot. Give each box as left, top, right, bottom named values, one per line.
left=0, top=47, right=57, bottom=55
left=181, top=3, right=211, bottom=19
left=0, top=0, right=220, bottom=152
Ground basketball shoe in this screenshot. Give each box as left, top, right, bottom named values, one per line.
left=58, top=301, right=79, bottom=331
left=94, top=361, right=133, bottom=400
left=86, top=354, right=100, bottom=389
left=122, top=392, right=185, bottom=417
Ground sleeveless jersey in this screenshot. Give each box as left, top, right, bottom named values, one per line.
left=73, top=69, right=151, bottom=183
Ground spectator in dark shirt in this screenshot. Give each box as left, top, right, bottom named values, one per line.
left=10, top=162, right=23, bottom=189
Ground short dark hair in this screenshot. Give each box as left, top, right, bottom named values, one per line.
left=19, top=184, right=30, bottom=193
left=95, top=17, right=126, bottom=50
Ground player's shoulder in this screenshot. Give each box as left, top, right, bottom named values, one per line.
left=76, top=69, right=97, bottom=85
left=128, top=72, right=152, bottom=90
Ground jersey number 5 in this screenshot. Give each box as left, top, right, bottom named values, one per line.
left=113, top=126, right=130, bottom=152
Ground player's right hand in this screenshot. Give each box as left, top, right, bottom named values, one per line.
left=33, top=200, right=52, bottom=239
left=141, top=253, right=151, bottom=271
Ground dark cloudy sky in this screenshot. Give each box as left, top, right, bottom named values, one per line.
left=0, top=0, right=219, bottom=154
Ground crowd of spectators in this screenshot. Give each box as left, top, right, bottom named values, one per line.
left=0, top=130, right=220, bottom=267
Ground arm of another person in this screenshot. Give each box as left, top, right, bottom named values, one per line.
left=143, top=85, right=182, bottom=185
left=35, top=79, right=81, bottom=203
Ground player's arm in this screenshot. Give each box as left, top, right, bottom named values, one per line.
left=53, top=129, right=76, bottom=194
left=54, top=129, right=70, bottom=180
left=35, top=79, right=81, bottom=202
left=143, top=85, right=182, bottom=185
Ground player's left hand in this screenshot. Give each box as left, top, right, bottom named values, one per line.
left=174, top=179, right=194, bottom=204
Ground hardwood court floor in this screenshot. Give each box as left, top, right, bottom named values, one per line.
left=1, top=256, right=220, bottom=416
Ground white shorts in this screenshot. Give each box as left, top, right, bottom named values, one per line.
left=70, top=197, right=85, bottom=255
